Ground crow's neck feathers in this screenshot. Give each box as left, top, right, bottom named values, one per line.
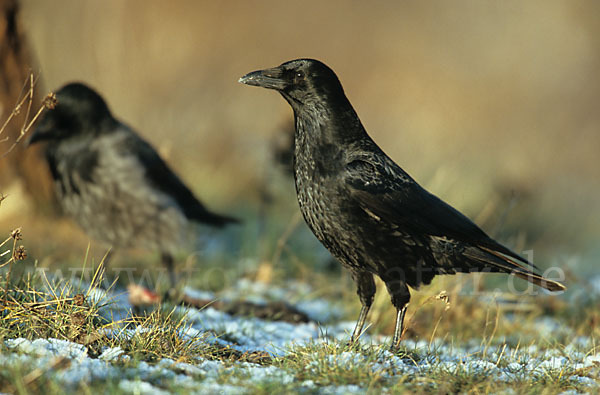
left=292, top=88, right=368, bottom=148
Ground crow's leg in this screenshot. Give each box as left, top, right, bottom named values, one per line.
left=161, top=252, right=177, bottom=291
left=385, top=281, right=411, bottom=352
left=350, top=270, right=376, bottom=345
left=391, top=305, right=408, bottom=352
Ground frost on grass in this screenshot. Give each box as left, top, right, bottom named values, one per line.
left=185, top=278, right=344, bottom=323
left=1, top=279, right=599, bottom=393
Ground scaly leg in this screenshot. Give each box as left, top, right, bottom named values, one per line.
left=161, top=252, right=177, bottom=296
left=349, top=270, right=376, bottom=344
left=390, top=305, right=408, bottom=352
left=385, top=279, right=411, bottom=352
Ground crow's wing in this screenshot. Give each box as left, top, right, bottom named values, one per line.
left=115, top=129, right=238, bottom=227
left=344, top=157, right=565, bottom=291
left=344, top=157, right=537, bottom=268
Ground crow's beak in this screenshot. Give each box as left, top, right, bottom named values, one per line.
left=26, top=118, right=52, bottom=147
left=238, top=67, right=287, bottom=90
left=26, top=129, right=42, bottom=147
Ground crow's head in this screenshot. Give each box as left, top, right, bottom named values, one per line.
left=28, top=82, right=113, bottom=146
left=239, top=59, right=346, bottom=109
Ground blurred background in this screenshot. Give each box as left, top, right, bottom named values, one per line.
left=1, top=0, right=598, bottom=300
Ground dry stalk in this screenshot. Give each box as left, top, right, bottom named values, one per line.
left=0, top=72, right=57, bottom=158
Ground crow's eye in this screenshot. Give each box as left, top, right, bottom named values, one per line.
left=292, top=71, right=305, bottom=85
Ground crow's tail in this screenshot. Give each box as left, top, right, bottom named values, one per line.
left=464, top=246, right=566, bottom=292
left=190, top=207, right=240, bottom=228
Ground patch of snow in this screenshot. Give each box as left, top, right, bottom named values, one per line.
left=98, top=346, right=126, bottom=361
left=583, top=354, right=600, bottom=367
left=118, top=379, right=169, bottom=395
left=320, top=384, right=365, bottom=394
left=532, top=356, right=569, bottom=372
left=191, top=382, right=248, bottom=394
left=5, top=338, right=88, bottom=361
left=296, top=298, right=341, bottom=322
left=570, top=376, right=597, bottom=387
left=183, top=287, right=216, bottom=301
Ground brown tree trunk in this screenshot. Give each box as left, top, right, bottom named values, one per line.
left=0, top=0, right=57, bottom=213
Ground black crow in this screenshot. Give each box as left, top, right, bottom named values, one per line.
left=28, top=82, right=238, bottom=288
left=239, top=59, right=565, bottom=351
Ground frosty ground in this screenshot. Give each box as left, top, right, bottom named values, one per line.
left=1, top=276, right=598, bottom=394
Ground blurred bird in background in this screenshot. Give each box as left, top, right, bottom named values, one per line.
left=27, top=82, right=239, bottom=292
left=240, top=58, right=566, bottom=351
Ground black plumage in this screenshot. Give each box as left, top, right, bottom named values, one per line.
left=28, top=82, right=238, bottom=287
left=239, top=59, right=566, bottom=351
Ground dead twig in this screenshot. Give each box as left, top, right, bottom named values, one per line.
left=0, top=72, right=57, bottom=158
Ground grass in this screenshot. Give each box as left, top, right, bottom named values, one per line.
left=0, top=243, right=598, bottom=394
left=275, top=339, right=598, bottom=393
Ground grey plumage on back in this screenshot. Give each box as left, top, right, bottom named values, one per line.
left=240, top=58, right=565, bottom=351
left=28, top=82, right=238, bottom=288
left=49, top=127, right=187, bottom=253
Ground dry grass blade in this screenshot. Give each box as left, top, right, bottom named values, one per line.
left=114, top=308, right=211, bottom=363
left=1, top=254, right=118, bottom=348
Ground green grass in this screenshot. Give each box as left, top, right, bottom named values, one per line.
left=1, top=249, right=597, bottom=394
